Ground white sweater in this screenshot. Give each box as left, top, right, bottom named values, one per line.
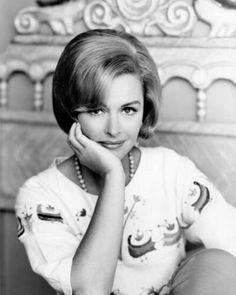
left=15, top=147, right=236, bottom=295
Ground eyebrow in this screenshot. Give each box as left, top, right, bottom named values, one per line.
left=75, top=100, right=142, bottom=112
left=121, top=100, right=142, bottom=107
left=99, top=100, right=142, bottom=108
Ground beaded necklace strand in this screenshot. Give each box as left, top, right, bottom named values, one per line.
left=74, top=151, right=135, bottom=192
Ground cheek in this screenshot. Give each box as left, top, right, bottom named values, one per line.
left=127, top=117, right=143, bottom=137
left=78, top=117, right=99, bottom=139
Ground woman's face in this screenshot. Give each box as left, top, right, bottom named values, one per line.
left=77, top=74, right=144, bottom=159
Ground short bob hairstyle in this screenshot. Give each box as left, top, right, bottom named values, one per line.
left=53, top=29, right=161, bottom=139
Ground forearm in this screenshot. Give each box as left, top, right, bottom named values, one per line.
left=71, top=168, right=125, bottom=294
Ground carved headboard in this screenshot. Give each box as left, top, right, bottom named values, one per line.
left=1, top=0, right=236, bottom=212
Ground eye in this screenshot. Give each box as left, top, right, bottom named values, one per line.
left=88, top=108, right=105, bottom=115
left=122, top=107, right=137, bottom=115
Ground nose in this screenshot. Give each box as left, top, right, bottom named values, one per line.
left=105, top=113, right=121, bottom=137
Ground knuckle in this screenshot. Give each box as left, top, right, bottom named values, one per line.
left=67, top=138, right=72, bottom=146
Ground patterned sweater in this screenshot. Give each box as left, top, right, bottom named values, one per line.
left=15, top=147, right=236, bottom=295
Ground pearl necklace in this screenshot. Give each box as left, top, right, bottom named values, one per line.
left=74, top=151, right=135, bottom=192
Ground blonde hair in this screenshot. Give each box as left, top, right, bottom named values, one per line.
left=53, top=29, right=161, bottom=139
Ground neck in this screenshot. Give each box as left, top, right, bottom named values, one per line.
left=74, top=147, right=137, bottom=194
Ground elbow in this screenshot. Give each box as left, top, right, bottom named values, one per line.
left=71, top=272, right=111, bottom=295
left=73, top=290, right=109, bottom=295
left=72, top=280, right=111, bottom=295
left=72, top=286, right=111, bottom=295
left=71, top=257, right=114, bottom=295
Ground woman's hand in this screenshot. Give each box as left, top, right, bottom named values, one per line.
left=69, top=123, right=126, bottom=295
left=68, top=122, right=123, bottom=177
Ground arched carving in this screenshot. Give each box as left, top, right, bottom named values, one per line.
left=194, top=0, right=236, bottom=37
left=2, top=0, right=236, bottom=118
left=84, top=0, right=197, bottom=36
left=14, top=0, right=86, bottom=35
left=13, top=0, right=236, bottom=38
left=14, top=0, right=196, bottom=37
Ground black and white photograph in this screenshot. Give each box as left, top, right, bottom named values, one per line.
left=1, top=1, right=236, bottom=294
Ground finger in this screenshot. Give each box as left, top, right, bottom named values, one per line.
left=74, top=122, right=90, bottom=147
left=67, top=137, right=80, bottom=151
left=68, top=122, right=84, bottom=151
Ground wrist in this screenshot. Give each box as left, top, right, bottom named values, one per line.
left=104, top=164, right=125, bottom=182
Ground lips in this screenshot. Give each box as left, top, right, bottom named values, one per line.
left=99, top=141, right=125, bottom=150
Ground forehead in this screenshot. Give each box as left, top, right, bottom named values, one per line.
left=102, top=74, right=143, bottom=106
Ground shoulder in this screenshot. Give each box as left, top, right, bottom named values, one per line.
left=19, top=155, right=74, bottom=189
left=22, top=165, right=58, bottom=190
left=140, top=146, right=185, bottom=163
left=15, top=158, right=71, bottom=207
left=139, top=146, right=196, bottom=177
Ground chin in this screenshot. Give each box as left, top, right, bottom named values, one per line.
left=114, top=146, right=134, bottom=160
left=110, top=150, right=126, bottom=160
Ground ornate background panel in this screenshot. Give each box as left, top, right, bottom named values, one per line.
left=1, top=0, right=236, bottom=207
left=1, top=1, right=236, bottom=294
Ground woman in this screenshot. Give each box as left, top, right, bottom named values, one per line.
left=15, top=29, right=236, bottom=295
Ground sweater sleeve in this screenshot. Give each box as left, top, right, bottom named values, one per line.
left=15, top=176, right=82, bottom=295
left=177, top=156, right=236, bottom=257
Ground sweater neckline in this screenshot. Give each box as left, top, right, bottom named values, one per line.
left=55, top=147, right=144, bottom=197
